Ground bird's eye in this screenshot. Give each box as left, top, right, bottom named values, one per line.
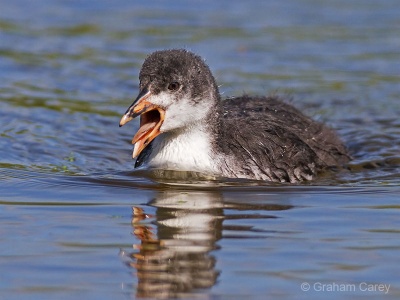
left=168, top=82, right=180, bottom=91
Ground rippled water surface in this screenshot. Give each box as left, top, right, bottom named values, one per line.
left=1, top=0, right=399, bottom=299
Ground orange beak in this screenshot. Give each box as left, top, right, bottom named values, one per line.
left=119, top=87, right=165, bottom=158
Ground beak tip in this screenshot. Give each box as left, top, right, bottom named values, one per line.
left=132, top=143, right=141, bottom=159
left=119, top=114, right=132, bottom=127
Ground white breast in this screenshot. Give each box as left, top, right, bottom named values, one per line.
left=145, top=126, right=219, bottom=174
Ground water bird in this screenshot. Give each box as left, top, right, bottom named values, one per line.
left=119, top=49, right=350, bottom=182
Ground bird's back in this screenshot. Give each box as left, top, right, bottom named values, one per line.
left=217, top=96, right=350, bottom=182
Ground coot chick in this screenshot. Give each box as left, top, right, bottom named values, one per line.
left=119, top=49, right=350, bottom=182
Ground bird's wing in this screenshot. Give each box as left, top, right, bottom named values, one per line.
left=219, top=96, right=349, bottom=182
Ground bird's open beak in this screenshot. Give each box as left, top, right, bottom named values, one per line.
left=119, top=87, right=165, bottom=158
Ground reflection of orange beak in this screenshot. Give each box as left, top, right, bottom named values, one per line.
left=119, top=87, right=165, bottom=158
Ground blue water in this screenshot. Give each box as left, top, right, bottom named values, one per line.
left=1, top=0, right=399, bottom=299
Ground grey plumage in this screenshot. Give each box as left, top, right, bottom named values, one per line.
left=217, top=96, right=349, bottom=182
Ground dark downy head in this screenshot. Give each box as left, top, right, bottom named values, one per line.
left=120, top=49, right=221, bottom=158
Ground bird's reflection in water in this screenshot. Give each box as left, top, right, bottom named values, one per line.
left=123, top=191, right=223, bottom=299
left=121, top=189, right=294, bottom=299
